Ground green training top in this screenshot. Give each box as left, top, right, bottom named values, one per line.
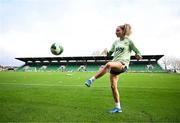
left=108, top=37, right=141, bottom=68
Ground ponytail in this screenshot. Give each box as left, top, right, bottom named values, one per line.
left=124, top=24, right=132, bottom=36
left=118, top=23, right=132, bottom=37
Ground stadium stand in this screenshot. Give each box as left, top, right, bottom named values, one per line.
left=15, top=55, right=165, bottom=72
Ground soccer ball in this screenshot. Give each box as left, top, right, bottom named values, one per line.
left=50, top=43, right=64, bottom=55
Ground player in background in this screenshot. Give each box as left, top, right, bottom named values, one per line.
left=85, top=24, right=142, bottom=113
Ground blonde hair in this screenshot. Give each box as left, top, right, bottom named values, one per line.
left=119, top=24, right=132, bottom=37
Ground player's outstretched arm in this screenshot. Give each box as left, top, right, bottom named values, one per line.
left=135, top=54, right=143, bottom=60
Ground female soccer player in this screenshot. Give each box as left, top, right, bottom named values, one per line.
left=85, top=24, right=142, bottom=113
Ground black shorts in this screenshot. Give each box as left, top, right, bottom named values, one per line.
left=110, top=62, right=127, bottom=75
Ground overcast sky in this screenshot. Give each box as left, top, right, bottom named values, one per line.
left=0, top=0, right=180, bottom=66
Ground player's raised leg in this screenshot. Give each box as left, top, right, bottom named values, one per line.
left=85, top=61, right=124, bottom=87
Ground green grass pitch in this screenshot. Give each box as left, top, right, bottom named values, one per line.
left=0, top=72, right=180, bottom=122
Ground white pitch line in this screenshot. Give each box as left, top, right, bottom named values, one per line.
left=0, top=83, right=179, bottom=92
left=0, top=82, right=179, bottom=90
left=0, top=82, right=109, bottom=88
left=0, top=83, right=82, bottom=87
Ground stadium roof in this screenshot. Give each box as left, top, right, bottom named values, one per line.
left=15, top=55, right=164, bottom=63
